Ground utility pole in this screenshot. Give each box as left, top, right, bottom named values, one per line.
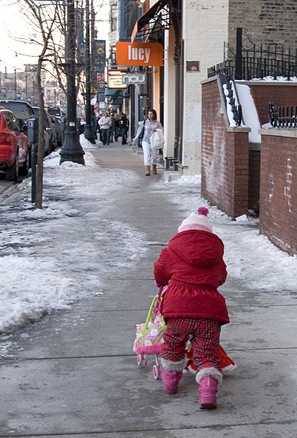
left=83, top=0, right=96, bottom=143
left=90, top=0, right=96, bottom=88
left=60, top=0, right=85, bottom=165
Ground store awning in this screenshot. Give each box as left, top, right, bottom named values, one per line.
left=104, top=89, right=124, bottom=101
left=131, top=0, right=170, bottom=43
left=104, top=89, right=121, bottom=97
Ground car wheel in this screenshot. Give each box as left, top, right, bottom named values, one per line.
left=53, top=134, right=58, bottom=151
left=20, top=149, right=30, bottom=175
left=5, top=153, right=19, bottom=181
left=48, top=138, right=53, bottom=154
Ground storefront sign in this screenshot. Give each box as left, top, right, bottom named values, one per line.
left=93, top=40, right=106, bottom=73
left=97, top=81, right=106, bottom=95
left=122, top=73, right=146, bottom=84
left=116, top=42, right=163, bottom=67
left=107, top=70, right=127, bottom=89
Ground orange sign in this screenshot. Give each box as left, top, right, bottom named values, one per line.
left=116, top=42, right=163, bottom=67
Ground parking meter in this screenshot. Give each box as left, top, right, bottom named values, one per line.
left=27, top=118, right=39, bottom=144
left=27, top=117, right=38, bottom=204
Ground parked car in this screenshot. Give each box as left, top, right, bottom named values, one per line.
left=32, top=106, right=57, bottom=153
left=0, top=100, right=35, bottom=131
left=0, top=108, right=30, bottom=181
left=47, top=107, right=66, bottom=146
left=47, top=106, right=66, bottom=119
left=51, top=115, right=65, bottom=146
left=0, top=101, right=55, bottom=157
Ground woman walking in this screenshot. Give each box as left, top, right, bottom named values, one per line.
left=142, top=109, right=163, bottom=176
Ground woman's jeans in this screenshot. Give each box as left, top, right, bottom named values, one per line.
left=101, top=128, right=110, bottom=145
left=121, top=127, right=127, bottom=145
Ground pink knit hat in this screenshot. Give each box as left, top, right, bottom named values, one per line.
left=178, top=207, right=213, bottom=233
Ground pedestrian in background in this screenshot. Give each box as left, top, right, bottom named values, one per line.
left=98, top=112, right=111, bottom=145
left=109, top=113, right=115, bottom=143
left=142, top=109, right=163, bottom=176
left=114, top=114, right=120, bottom=141
left=119, top=113, right=129, bottom=145
left=154, top=207, right=229, bottom=409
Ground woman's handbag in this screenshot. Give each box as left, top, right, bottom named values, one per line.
left=133, top=293, right=166, bottom=355
left=150, top=129, right=165, bottom=149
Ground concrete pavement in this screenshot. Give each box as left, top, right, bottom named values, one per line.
left=1, top=140, right=297, bottom=437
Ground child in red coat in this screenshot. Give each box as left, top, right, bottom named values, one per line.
left=154, top=207, right=229, bottom=409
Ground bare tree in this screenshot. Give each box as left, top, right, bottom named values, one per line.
left=9, top=0, right=109, bottom=207
left=15, top=0, right=62, bottom=208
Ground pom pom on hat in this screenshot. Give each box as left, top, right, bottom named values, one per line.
left=198, top=206, right=209, bottom=216
left=178, top=206, right=213, bottom=233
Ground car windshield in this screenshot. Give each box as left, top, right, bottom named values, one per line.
left=48, top=108, right=60, bottom=116
left=48, top=107, right=66, bottom=118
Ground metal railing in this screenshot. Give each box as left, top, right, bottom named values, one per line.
left=219, top=73, right=242, bottom=127
left=208, top=29, right=297, bottom=81
left=269, top=102, right=297, bottom=128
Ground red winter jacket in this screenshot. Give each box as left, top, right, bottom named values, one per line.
left=154, top=230, right=229, bottom=324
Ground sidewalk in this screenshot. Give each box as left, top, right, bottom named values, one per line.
left=1, top=140, right=297, bottom=438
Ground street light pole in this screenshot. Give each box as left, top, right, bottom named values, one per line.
left=83, top=0, right=96, bottom=143
left=60, top=0, right=85, bottom=165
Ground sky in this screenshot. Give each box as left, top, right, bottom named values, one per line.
left=1, top=134, right=297, bottom=354
left=0, top=0, right=110, bottom=72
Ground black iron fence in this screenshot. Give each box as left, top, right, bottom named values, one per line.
left=269, top=102, right=297, bottom=128
left=219, top=73, right=242, bottom=127
left=208, top=28, right=297, bottom=81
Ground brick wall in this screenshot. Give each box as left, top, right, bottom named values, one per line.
left=246, top=83, right=297, bottom=126
left=228, top=0, right=297, bottom=49
left=201, top=77, right=250, bottom=219
left=260, top=130, right=297, bottom=255
left=202, top=77, right=297, bottom=255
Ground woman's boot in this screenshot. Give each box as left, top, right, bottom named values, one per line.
left=145, top=165, right=151, bottom=176
left=152, top=164, right=157, bottom=174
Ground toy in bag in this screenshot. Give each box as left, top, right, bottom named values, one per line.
left=133, top=288, right=166, bottom=379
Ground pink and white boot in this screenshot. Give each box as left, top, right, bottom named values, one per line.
left=161, top=369, right=183, bottom=394
left=196, top=368, right=222, bottom=409
left=160, top=358, right=185, bottom=394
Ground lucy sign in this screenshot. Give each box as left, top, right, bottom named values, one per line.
left=116, top=42, right=163, bottom=67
